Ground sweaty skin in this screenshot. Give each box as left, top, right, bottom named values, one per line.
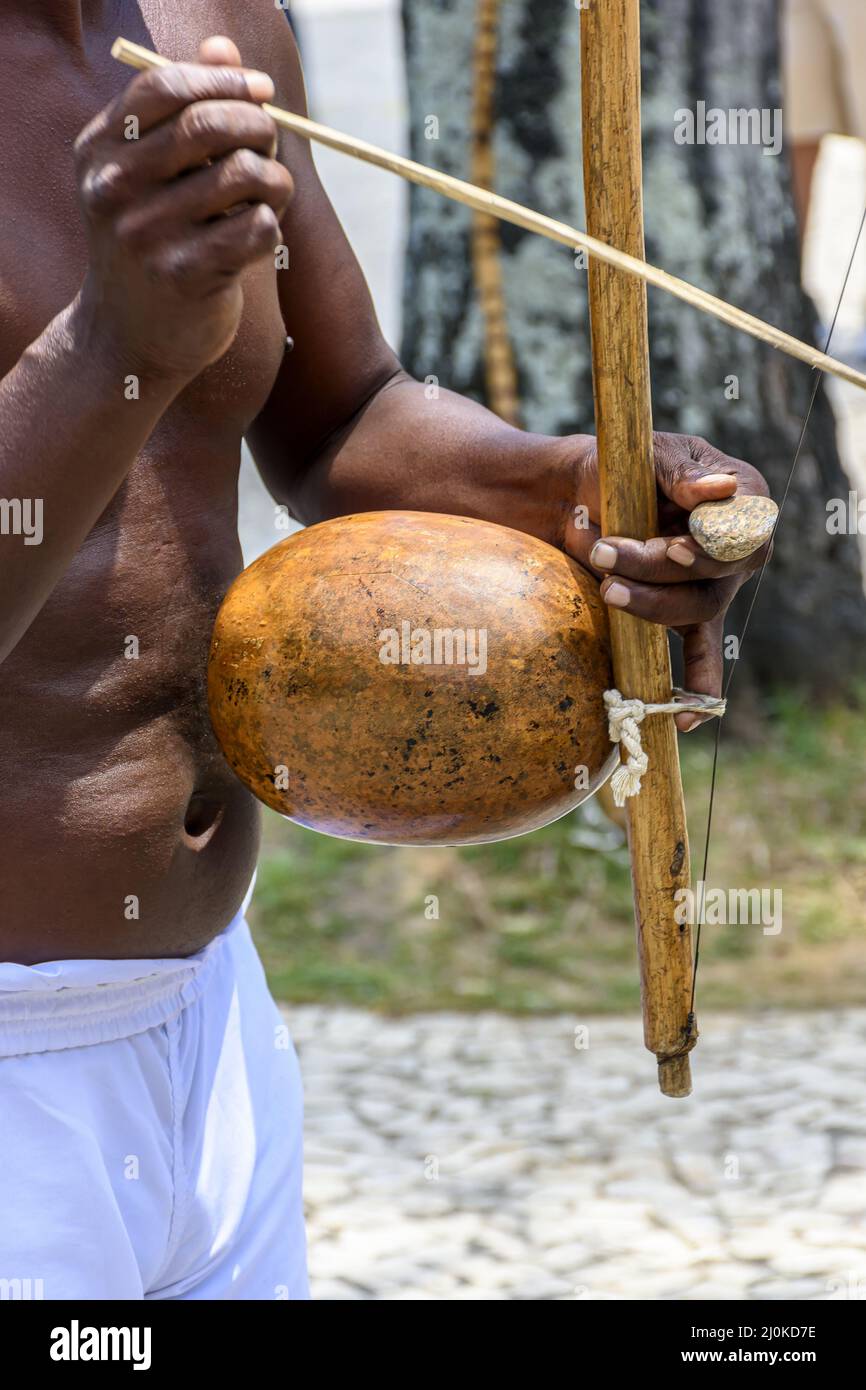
left=0, top=1, right=769, bottom=963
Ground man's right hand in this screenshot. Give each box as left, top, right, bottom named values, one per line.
left=73, top=51, right=294, bottom=383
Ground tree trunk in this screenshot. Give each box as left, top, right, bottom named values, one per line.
left=400, top=0, right=866, bottom=695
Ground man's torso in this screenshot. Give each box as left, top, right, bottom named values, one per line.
left=0, top=1, right=292, bottom=960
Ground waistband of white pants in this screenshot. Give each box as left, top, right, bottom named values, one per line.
left=0, top=877, right=256, bottom=1057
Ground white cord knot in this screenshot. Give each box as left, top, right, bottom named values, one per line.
left=603, top=687, right=727, bottom=807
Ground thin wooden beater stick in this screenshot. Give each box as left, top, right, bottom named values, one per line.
left=112, top=37, right=866, bottom=393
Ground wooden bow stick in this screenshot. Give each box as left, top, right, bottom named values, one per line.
left=581, top=0, right=695, bottom=1097
left=111, top=36, right=866, bottom=392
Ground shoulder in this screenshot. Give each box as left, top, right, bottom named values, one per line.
left=152, top=0, right=306, bottom=109
left=227, top=0, right=306, bottom=106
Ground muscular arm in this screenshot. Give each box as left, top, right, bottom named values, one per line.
left=245, top=23, right=575, bottom=548
left=0, top=305, right=183, bottom=665
left=267, top=370, right=579, bottom=547
left=245, top=18, right=770, bottom=704
left=0, top=57, right=292, bottom=666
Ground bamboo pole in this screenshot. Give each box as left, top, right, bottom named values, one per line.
left=581, top=0, right=696, bottom=1097
left=111, top=37, right=866, bottom=393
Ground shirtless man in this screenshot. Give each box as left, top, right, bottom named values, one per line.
left=0, top=2, right=768, bottom=1299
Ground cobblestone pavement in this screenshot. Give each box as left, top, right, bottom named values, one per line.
left=286, top=1005, right=866, bottom=1300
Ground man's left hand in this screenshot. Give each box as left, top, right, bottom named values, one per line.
left=564, top=432, right=771, bottom=730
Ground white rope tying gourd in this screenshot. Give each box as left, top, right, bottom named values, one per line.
left=603, top=688, right=727, bottom=806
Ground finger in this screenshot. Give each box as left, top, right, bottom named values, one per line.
left=81, top=102, right=281, bottom=211
left=152, top=202, right=282, bottom=290
left=146, top=100, right=279, bottom=176
left=171, top=147, right=293, bottom=222
left=587, top=533, right=769, bottom=583
left=564, top=510, right=602, bottom=571
left=651, top=432, right=769, bottom=512
left=198, top=35, right=243, bottom=67
left=76, top=63, right=275, bottom=156
left=115, top=149, right=293, bottom=240
left=600, top=573, right=738, bottom=629
left=664, top=532, right=773, bottom=575
left=675, top=619, right=725, bottom=730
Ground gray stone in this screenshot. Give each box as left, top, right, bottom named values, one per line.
left=688, top=495, right=778, bottom=562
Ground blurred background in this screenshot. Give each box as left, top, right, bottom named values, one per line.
left=240, top=0, right=866, bottom=1299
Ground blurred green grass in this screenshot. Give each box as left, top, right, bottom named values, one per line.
left=250, top=691, right=866, bottom=1014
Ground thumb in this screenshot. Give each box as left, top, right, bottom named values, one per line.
left=197, top=35, right=244, bottom=66
left=650, top=433, right=776, bottom=519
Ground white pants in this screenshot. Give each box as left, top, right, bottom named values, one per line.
left=0, top=888, right=308, bottom=1300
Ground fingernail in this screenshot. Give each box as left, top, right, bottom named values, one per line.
left=676, top=713, right=701, bottom=733
left=667, top=542, right=695, bottom=567
left=590, top=541, right=618, bottom=570
left=603, top=581, right=630, bottom=608
left=701, top=473, right=736, bottom=487
left=245, top=70, right=275, bottom=101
